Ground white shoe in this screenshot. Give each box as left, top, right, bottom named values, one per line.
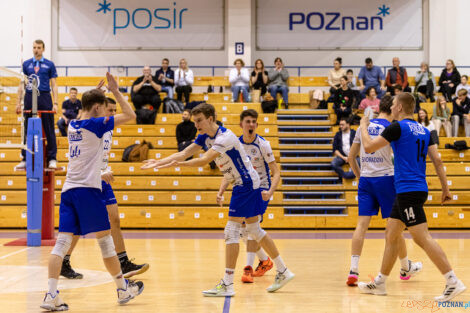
left=202, top=280, right=235, bottom=297
left=400, top=260, right=423, bottom=280
left=40, top=291, right=68, bottom=311
left=15, top=160, right=26, bottom=170
left=434, top=279, right=466, bottom=302
left=266, top=269, right=295, bottom=292
left=117, top=279, right=144, bottom=304
left=358, top=280, right=387, bottom=296
left=48, top=160, right=57, bottom=169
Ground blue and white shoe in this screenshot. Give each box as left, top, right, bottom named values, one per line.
left=40, top=290, right=69, bottom=311
left=117, top=279, right=144, bottom=304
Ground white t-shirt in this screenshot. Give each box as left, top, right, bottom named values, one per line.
left=240, top=135, right=275, bottom=190
left=420, top=121, right=436, bottom=132
left=342, top=132, right=351, bottom=156
left=101, top=130, right=113, bottom=173
left=63, top=116, right=114, bottom=192
left=353, top=118, right=394, bottom=177
left=195, top=127, right=260, bottom=188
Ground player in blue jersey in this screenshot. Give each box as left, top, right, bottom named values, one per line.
left=346, top=95, right=422, bottom=286
left=142, top=103, right=294, bottom=297
left=357, top=92, right=466, bottom=301
left=217, top=109, right=280, bottom=283
left=41, top=73, right=144, bottom=311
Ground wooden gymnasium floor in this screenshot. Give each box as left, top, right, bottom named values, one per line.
left=0, top=230, right=468, bottom=313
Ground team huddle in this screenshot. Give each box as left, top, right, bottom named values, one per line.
left=40, top=75, right=465, bottom=311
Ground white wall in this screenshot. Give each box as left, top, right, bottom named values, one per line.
left=1, top=0, right=469, bottom=76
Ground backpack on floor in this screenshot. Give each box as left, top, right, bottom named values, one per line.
left=163, top=97, right=184, bottom=113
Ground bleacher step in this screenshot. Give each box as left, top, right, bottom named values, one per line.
left=284, top=206, right=347, bottom=216
left=283, top=191, right=344, bottom=201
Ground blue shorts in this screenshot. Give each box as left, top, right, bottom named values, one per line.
left=58, top=188, right=111, bottom=236
left=101, top=181, right=117, bottom=205
left=358, top=176, right=396, bottom=218
left=260, top=188, right=270, bottom=217
left=229, top=185, right=264, bottom=218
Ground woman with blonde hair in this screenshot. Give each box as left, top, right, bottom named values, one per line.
left=431, top=96, right=452, bottom=137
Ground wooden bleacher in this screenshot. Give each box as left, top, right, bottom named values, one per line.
left=0, top=75, right=468, bottom=229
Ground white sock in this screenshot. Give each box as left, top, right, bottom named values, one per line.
left=223, top=268, right=235, bottom=285
left=374, top=272, right=388, bottom=284
left=273, top=255, right=287, bottom=273
left=400, top=257, right=409, bottom=271
left=350, top=255, right=360, bottom=272
left=444, top=270, right=458, bottom=285
left=47, top=278, right=58, bottom=295
left=113, top=272, right=126, bottom=290
left=246, top=252, right=256, bottom=267
left=256, top=248, right=268, bottom=262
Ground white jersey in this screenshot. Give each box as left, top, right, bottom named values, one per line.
left=195, top=126, right=260, bottom=188
left=101, top=130, right=113, bottom=173
left=240, top=135, right=275, bottom=190
left=353, top=118, right=394, bottom=177
left=62, top=116, right=114, bottom=192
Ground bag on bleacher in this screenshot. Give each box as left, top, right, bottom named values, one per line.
left=445, top=140, right=469, bottom=151
left=122, top=140, right=154, bottom=162
left=163, top=97, right=184, bottom=113
left=135, top=108, right=157, bottom=124
left=261, top=99, right=277, bottom=113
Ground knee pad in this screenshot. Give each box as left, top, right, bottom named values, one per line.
left=224, top=221, right=241, bottom=245
left=51, top=233, right=73, bottom=258
left=246, top=222, right=267, bottom=243
left=97, top=235, right=116, bottom=258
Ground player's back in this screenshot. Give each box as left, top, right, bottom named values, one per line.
left=387, top=119, right=431, bottom=193
left=63, top=116, right=114, bottom=192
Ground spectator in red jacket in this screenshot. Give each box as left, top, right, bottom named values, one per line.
left=386, top=57, right=411, bottom=96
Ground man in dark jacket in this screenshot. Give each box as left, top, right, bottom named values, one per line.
left=386, top=57, right=411, bottom=95
left=155, top=58, right=175, bottom=99
left=451, top=89, right=470, bottom=136
left=176, top=109, right=197, bottom=154
left=331, top=118, right=357, bottom=179
left=131, top=66, right=162, bottom=110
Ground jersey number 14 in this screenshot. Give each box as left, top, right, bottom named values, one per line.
left=415, top=139, right=426, bottom=162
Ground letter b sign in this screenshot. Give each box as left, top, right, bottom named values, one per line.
left=235, top=42, right=244, bottom=55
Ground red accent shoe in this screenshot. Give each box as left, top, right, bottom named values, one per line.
left=346, top=271, right=359, bottom=287
left=242, top=266, right=254, bottom=283
left=253, top=258, right=274, bottom=277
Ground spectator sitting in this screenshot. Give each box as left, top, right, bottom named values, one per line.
left=432, top=95, right=452, bottom=137
left=57, top=87, right=81, bottom=136
left=347, top=69, right=361, bottom=107
left=174, top=58, right=194, bottom=103
left=386, top=57, right=411, bottom=95
left=155, top=58, right=175, bottom=99
left=455, top=75, right=470, bottom=98
left=331, top=118, right=356, bottom=180
left=451, top=89, right=470, bottom=137
left=333, top=76, right=354, bottom=124
left=414, top=62, right=436, bottom=102
left=176, top=109, right=197, bottom=159
left=359, top=86, right=380, bottom=119
left=268, top=57, right=289, bottom=109
left=229, top=58, right=250, bottom=102
left=131, top=66, right=162, bottom=111
left=418, top=108, right=439, bottom=144
left=439, top=59, right=461, bottom=101
left=328, top=57, right=347, bottom=99
left=251, top=58, right=268, bottom=100
left=358, top=57, right=386, bottom=99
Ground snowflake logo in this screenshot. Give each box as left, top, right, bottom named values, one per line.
left=97, top=0, right=112, bottom=14
left=377, top=5, right=390, bottom=17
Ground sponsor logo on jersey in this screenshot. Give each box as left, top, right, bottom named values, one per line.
left=408, top=122, right=426, bottom=136
left=68, top=130, right=83, bottom=142
left=368, top=125, right=382, bottom=136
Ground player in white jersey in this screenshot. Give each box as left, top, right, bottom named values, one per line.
left=142, top=103, right=294, bottom=297
left=41, top=73, right=144, bottom=311
left=346, top=95, right=422, bottom=287
left=217, top=109, right=280, bottom=283
left=60, top=97, right=149, bottom=281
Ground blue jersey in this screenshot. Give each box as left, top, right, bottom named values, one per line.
left=381, top=119, right=436, bottom=194
left=22, top=57, right=58, bottom=93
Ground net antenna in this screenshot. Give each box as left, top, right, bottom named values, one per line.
left=0, top=66, right=35, bottom=151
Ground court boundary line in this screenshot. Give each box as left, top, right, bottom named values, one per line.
left=223, top=296, right=231, bottom=313
left=0, top=247, right=31, bottom=260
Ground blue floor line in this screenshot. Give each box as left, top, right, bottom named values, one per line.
left=222, top=296, right=231, bottom=313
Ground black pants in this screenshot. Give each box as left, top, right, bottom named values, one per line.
left=57, top=118, right=68, bottom=136
left=131, top=93, right=161, bottom=111
left=439, top=83, right=456, bottom=101
left=176, top=85, right=192, bottom=103
left=21, top=92, right=57, bottom=162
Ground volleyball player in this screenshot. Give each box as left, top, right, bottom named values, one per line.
left=142, top=103, right=294, bottom=297
left=346, top=95, right=422, bottom=286
left=41, top=73, right=144, bottom=311
left=60, top=97, right=149, bottom=280
left=357, top=93, right=466, bottom=301
left=217, top=109, right=279, bottom=283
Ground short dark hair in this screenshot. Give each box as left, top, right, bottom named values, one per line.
left=393, top=85, right=403, bottom=92
left=274, top=57, right=283, bottom=64
left=346, top=69, right=353, bottom=74
left=70, top=87, right=78, bottom=92
left=366, top=86, right=377, bottom=96
left=379, top=95, right=393, bottom=114
left=240, top=109, right=258, bottom=122
left=191, top=103, right=216, bottom=120
left=162, top=58, right=169, bottom=63
left=34, top=39, right=45, bottom=49
left=365, top=57, right=373, bottom=64
left=106, top=97, right=116, bottom=105
left=335, top=57, right=342, bottom=64
left=81, top=89, right=107, bottom=111
left=340, top=75, right=348, bottom=81
left=339, top=118, right=350, bottom=124
left=463, top=75, right=468, bottom=80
